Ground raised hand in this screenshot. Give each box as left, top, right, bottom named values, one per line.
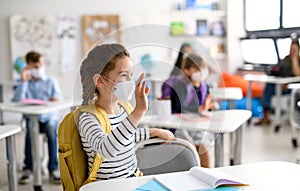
left=134, top=73, right=150, bottom=113
left=129, top=73, right=150, bottom=125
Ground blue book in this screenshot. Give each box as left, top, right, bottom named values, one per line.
left=133, top=179, right=169, bottom=191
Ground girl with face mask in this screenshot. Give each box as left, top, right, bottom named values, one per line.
left=162, top=53, right=218, bottom=168
left=78, top=44, right=174, bottom=180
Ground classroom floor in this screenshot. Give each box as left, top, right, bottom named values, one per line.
left=0, top=117, right=300, bottom=191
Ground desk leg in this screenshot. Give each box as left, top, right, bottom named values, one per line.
left=214, top=133, right=224, bottom=167
left=6, top=134, right=18, bottom=191
left=29, top=115, right=43, bottom=191
left=274, top=84, right=282, bottom=133
left=247, top=81, right=252, bottom=125
left=229, top=132, right=235, bottom=166
left=290, top=89, right=298, bottom=148
left=150, top=80, right=156, bottom=102
left=230, top=125, right=243, bottom=165
left=0, top=85, right=4, bottom=125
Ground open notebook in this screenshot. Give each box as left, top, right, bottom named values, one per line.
left=154, top=166, right=249, bottom=191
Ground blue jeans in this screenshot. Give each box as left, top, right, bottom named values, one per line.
left=261, top=83, right=290, bottom=111
left=24, top=117, right=59, bottom=172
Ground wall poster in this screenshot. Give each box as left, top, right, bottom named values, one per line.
left=9, top=14, right=77, bottom=79
left=82, top=15, right=120, bottom=55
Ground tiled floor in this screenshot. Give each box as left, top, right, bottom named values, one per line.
left=0, top=117, right=300, bottom=191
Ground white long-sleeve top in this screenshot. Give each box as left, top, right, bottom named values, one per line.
left=78, top=106, right=150, bottom=180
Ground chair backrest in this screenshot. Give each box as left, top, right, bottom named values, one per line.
left=210, top=87, right=243, bottom=101
left=210, top=87, right=243, bottom=109
left=135, top=138, right=200, bottom=175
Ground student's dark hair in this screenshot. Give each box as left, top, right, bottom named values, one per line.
left=25, top=51, right=42, bottom=64
left=80, top=44, right=130, bottom=105
left=169, top=43, right=192, bottom=77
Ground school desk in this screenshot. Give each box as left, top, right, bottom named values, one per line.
left=0, top=125, right=22, bottom=191
left=0, top=100, right=73, bottom=191
left=140, top=109, right=252, bottom=167
left=244, top=74, right=300, bottom=132
left=79, top=161, right=300, bottom=191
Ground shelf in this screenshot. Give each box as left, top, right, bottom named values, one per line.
left=168, top=0, right=228, bottom=68
left=212, top=53, right=227, bottom=60
left=169, top=35, right=225, bottom=39
left=170, top=9, right=226, bottom=19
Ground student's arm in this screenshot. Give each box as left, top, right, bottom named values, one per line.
left=198, top=84, right=214, bottom=112
left=291, top=57, right=300, bottom=76
left=290, top=44, right=300, bottom=76
left=11, top=82, right=28, bottom=102
left=78, top=112, right=138, bottom=158
left=198, top=94, right=214, bottom=112
left=134, top=127, right=150, bottom=142
left=21, top=65, right=32, bottom=81
left=149, top=128, right=175, bottom=140
left=49, top=78, right=62, bottom=102
left=134, top=127, right=175, bottom=143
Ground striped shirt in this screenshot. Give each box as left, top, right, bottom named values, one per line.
left=78, top=106, right=150, bottom=180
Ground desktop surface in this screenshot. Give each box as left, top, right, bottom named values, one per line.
left=79, top=161, right=300, bottom=191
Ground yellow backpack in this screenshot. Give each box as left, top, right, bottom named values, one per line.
left=58, top=101, right=133, bottom=191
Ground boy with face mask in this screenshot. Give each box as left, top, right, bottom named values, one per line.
left=162, top=53, right=217, bottom=168
left=12, top=51, right=62, bottom=184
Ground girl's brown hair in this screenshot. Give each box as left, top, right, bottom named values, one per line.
left=181, top=53, right=216, bottom=74
left=181, top=53, right=206, bottom=70
left=80, top=44, right=130, bottom=105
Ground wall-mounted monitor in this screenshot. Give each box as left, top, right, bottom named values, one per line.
left=282, top=0, right=300, bottom=28
left=244, top=0, right=280, bottom=32
left=244, top=0, right=300, bottom=35
left=276, top=38, right=291, bottom=60
left=240, top=38, right=278, bottom=65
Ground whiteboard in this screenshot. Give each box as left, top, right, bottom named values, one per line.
left=9, top=14, right=77, bottom=79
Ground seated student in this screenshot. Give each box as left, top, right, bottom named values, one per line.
left=78, top=44, right=174, bottom=180
left=162, top=53, right=218, bottom=168
left=12, top=51, right=62, bottom=184
left=255, top=39, right=300, bottom=125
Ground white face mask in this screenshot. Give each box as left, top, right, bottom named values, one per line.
left=191, top=68, right=209, bottom=83
left=30, top=66, right=47, bottom=79
left=113, top=80, right=135, bottom=101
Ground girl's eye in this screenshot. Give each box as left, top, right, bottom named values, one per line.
left=120, top=73, right=133, bottom=79
left=121, top=74, right=128, bottom=78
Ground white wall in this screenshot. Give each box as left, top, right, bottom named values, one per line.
left=0, top=0, right=245, bottom=88
left=227, top=0, right=246, bottom=73
left=0, top=0, right=245, bottom=184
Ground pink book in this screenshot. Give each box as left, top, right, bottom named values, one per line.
left=21, top=98, right=47, bottom=105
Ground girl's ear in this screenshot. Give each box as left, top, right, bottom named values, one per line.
left=93, top=74, right=104, bottom=87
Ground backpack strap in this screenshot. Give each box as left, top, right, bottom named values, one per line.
left=80, top=105, right=111, bottom=185
left=118, top=100, right=133, bottom=114
left=81, top=101, right=133, bottom=185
